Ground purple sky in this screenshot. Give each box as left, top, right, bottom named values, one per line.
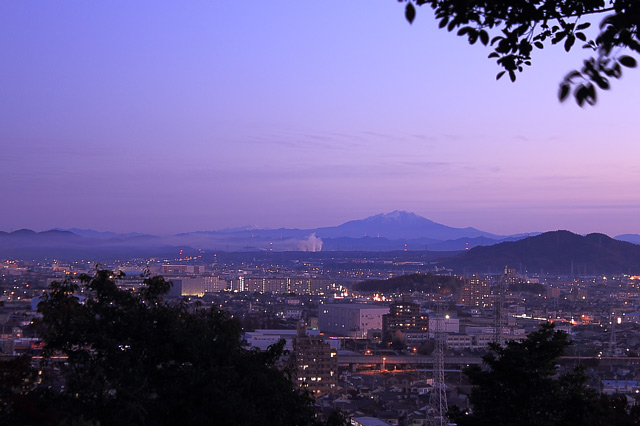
left=2, top=1, right=640, bottom=237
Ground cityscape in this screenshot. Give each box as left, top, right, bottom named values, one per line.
left=3, top=1, right=640, bottom=426
left=3, top=211, right=640, bottom=425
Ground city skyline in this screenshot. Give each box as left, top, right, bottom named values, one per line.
left=2, top=1, right=640, bottom=237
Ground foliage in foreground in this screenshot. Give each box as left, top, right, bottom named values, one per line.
left=399, top=0, right=640, bottom=105
left=0, top=270, right=333, bottom=426
left=449, top=322, right=640, bottom=426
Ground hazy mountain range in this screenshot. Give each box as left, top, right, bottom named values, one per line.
left=449, top=230, right=640, bottom=275
left=0, top=211, right=639, bottom=262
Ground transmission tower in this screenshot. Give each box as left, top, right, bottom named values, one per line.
left=428, top=300, right=448, bottom=426
left=493, top=268, right=506, bottom=346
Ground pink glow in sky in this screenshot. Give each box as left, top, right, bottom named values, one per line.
left=1, top=1, right=640, bottom=237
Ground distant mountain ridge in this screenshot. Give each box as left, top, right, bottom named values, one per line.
left=52, top=228, right=149, bottom=240
left=615, top=234, right=640, bottom=245
left=448, top=230, right=640, bottom=274
left=1, top=212, right=637, bottom=261
left=312, top=210, right=502, bottom=240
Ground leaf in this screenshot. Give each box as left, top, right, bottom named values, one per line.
left=628, top=39, right=640, bottom=53
left=564, top=34, right=575, bottom=52
left=515, top=24, right=528, bottom=37
left=564, top=70, right=582, bottom=82
left=586, top=84, right=597, bottom=105
left=619, top=55, right=637, bottom=68
left=576, top=85, right=587, bottom=107
left=496, top=39, right=510, bottom=54
left=534, top=41, right=544, bottom=49
left=519, top=40, right=532, bottom=57
left=575, top=32, right=587, bottom=42
left=509, top=70, right=516, bottom=82
left=612, top=63, right=622, bottom=78
left=552, top=31, right=566, bottom=44
left=559, top=83, right=570, bottom=101
left=479, top=30, right=489, bottom=46
left=593, top=76, right=609, bottom=90
left=496, top=71, right=505, bottom=80
left=405, top=2, right=416, bottom=24
left=576, top=22, right=591, bottom=30
left=438, top=16, right=449, bottom=29
left=488, top=52, right=499, bottom=58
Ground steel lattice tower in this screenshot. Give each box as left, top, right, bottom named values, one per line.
left=428, top=300, right=448, bottom=426
left=493, top=271, right=506, bottom=346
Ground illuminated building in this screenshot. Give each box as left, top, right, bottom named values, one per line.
left=318, top=304, right=389, bottom=338
left=292, top=323, right=337, bottom=397
left=161, top=265, right=205, bottom=275
left=458, top=274, right=491, bottom=307
left=382, top=301, right=429, bottom=343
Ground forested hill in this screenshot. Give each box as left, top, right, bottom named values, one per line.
left=449, top=230, right=640, bottom=275
left=352, top=273, right=462, bottom=293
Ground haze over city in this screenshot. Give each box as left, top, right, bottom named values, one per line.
left=2, top=1, right=640, bottom=236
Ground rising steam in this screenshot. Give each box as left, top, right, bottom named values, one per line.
left=298, top=233, right=323, bottom=252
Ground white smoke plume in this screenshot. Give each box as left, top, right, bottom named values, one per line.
left=298, top=233, right=323, bottom=252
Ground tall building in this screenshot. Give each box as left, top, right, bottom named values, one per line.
left=289, top=278, right=311, bottom=295
left=203, top=276, right=228, bottom=292
left=264, top=278, right=288, bottom=294
left=310, top=278, right=331, bottom=294
left=161, top=265, right=205, bottom=275
left=230, top=276, right=244, bottom=292
left=225, top=276, right=331, bottom=295
left=318, top=304, right=389, bottom=338
left=382, top=301, right=429, bottom=343
left=163, top=275, right=228, bottom=297
left=165, top=277, right=205, bottom=297
left=244, top=277, right=265, bottom=293
left=503, top=267, right=519, bottom=285
left=292, top=324, right=338, bottom=397
left=458, top=274, right=491, bottom=307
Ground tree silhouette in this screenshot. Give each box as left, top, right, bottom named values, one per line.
left=1, top=270, right=339, bottom=426
left=449, top=322, right=640, bottom=426
left=400, top=0, right=640, bottom=105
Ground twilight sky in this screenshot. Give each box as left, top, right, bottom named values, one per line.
left=2, top=1, right=640, bottom=237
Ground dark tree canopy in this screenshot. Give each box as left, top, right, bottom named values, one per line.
left=400, top=0, right=640, bottom=105
left=449, top=322, right=640, bottom=426
left=0, top=270, right=332, bottom=426
left=352, top=273, right=461, bottom=293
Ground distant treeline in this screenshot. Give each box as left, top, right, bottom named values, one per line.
left=352, top=273, right=462, bottom=293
